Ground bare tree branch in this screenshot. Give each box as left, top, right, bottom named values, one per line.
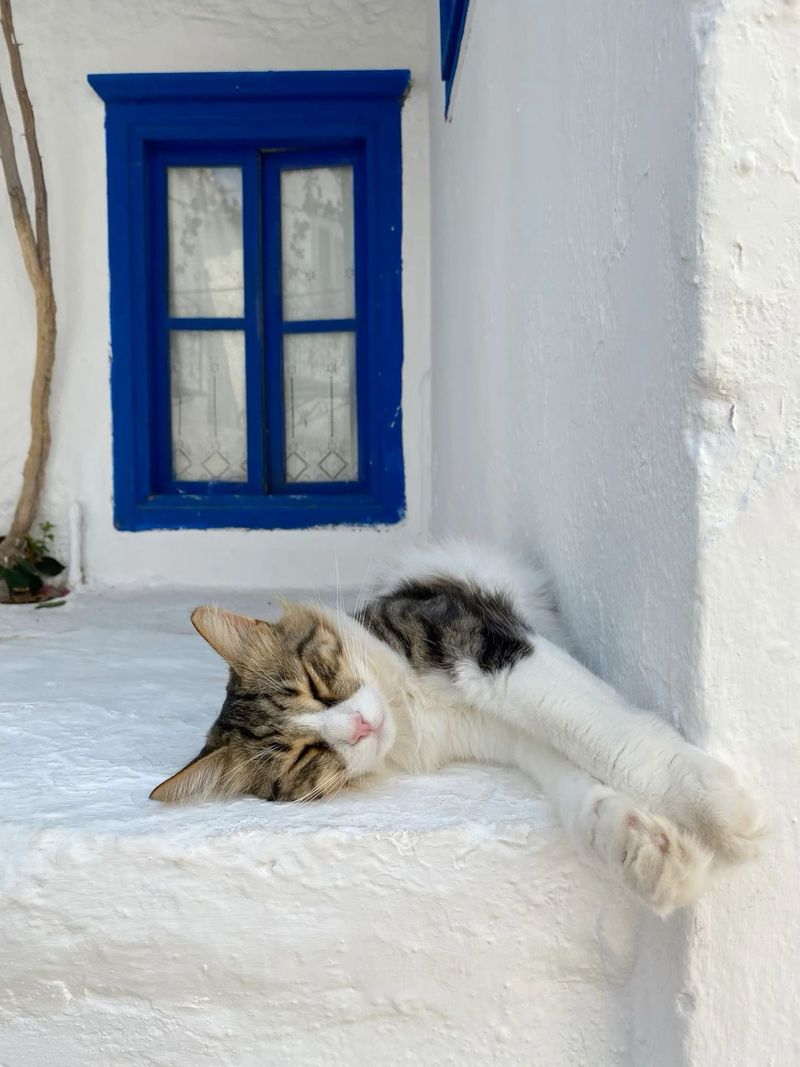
left=0, top=0, right=56, bottom=570
left=0, top=78, right=40, bottom=287
left=0, top=0, right=48, bottom=267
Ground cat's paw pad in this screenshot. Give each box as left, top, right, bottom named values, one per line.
left=689, top=758, right=766, bottom=864
left=587, top=794, right=712, bottom=916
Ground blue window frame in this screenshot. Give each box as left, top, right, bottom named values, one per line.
left=88, top=71, right=409, bottom=531
left=440, top=0, right=471, bottom=112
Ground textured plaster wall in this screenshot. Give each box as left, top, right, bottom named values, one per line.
left=428, top=0, right=701, bottom=729
left=427, top=2, right=706, bottom=1061
left=680, top=2, right=800, bottom=1064
left=0, top=0, right=431, bottom=588
left=429, top=1, right=800, bottom=1063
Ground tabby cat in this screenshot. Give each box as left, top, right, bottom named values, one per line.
left=151, top=543, right=763, bottom=915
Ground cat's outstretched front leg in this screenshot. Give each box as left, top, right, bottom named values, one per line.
left=456, top=636, right=764, bottom=863
left=516, top=740, right=712, bottom=915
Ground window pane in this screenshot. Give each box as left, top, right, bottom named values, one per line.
left=170, top=331, right=247, bottom=482
left=283, top=332, right=357, bottom=483
left=280, top=166, right=355, bottom=321
left=168, top=167, right=244, bottom=318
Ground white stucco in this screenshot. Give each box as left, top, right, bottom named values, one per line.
left=428, top=1, right=800, bottom=1064
left=680, top=2, right=800, bottom=1064
left=427, top=6, right=705, bottom=1060
left=0, top=0, right=432, bottom=589
left=427, top=0, right=701, bottom=719
left=0, top=591, right=637, bottom=1066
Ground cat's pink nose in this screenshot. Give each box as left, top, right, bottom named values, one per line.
left=351, top=714, right=375, bottom=743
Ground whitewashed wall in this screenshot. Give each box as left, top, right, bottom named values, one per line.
left=428, top=1, right=704, bottom=1060
left=428, top=0, right=800, bottom=1064
left=681, top=2, right=800, bottom=1064
left=0, top=0, right=431, bottom=588
left=428, top=0, right=700, bottom=736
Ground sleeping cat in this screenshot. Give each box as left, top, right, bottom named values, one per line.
left=151, top=542, right=763, bottom=915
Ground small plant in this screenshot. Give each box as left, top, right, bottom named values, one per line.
left=0, top=520, right=65, bottom=603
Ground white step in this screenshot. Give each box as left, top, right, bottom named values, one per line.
left=0, top=591, right=636, bottom=1066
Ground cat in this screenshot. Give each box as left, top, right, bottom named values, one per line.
left=150, top=542, right=763, bottom=915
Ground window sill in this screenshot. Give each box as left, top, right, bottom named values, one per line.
left=116, top=491, right=405, bottom=531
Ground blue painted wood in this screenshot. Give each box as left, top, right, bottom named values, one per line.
left=241, top=151, right=266, bottom=497
left=281, top=319, right=357, bottom=335
left=118, top=492, right=403, bottom=532
left=352, top=148, right=372, bottom=510
left=439, top=0, right=471, bottom=112
left=148, top=157, right=172, bottom=494
left=167, top=318, right=246, bottom=330
left=89, top=69, right=408, bottom=530
left=88, top=70, right=411, bottom=104
left=262, top=152, right=286, bottom=496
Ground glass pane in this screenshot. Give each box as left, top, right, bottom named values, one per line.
left=170, top=331, right=247, bottom=482
left=168, top=167, right=244, bottom=318
left=280, top=166, right=355, bottom=321
left=283, top=333, right=357, bottom=483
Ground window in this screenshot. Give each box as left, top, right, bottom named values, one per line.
left=88, top=71, right=409, bottom=530
left=440, top=0, right=472, bottom=112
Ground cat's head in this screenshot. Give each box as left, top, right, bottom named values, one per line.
left=150, top=602, right=394, bottom=804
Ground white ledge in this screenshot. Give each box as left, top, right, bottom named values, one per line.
left=0, top=590, right=637, bottom=1066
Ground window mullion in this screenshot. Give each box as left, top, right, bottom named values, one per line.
left=262, top=156, right=288, bottom=493
left=242, top=151, right=265, bottom=495
left=281, top=318, right=356, bottom=335
left=167, top=317, right=245, bottom=331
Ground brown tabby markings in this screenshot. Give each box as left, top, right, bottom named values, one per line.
left=153, top=576, right=539, bottom=804
left=150, top=603, right=358, bottom=803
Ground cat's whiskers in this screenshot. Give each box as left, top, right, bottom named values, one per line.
left=341, top=630, right=364, bottom=678
left=330, top=560, right=378, bottom=684
left=333, top=565, right=360, bottom=678
left=352, top=562, right=377, bottom=620
left=294, top=769, right=345, bottom=805
left=237, top=745, right=281, bottom=772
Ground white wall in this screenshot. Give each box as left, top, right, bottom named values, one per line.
left=429, top=1, right=800, bottom=1063
left=682, top=2, right=800, bottom=1064
left=0, top=0, right=431, bottom=588
left=428, top=1, right=705, bottom=1060
left=428, top=0, right=701, bottom=725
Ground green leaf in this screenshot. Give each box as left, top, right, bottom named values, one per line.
left=1, top=566, right=43, bottom=593
left=36, top=555, right=65, bottom=576
left=15, top=560, right=40, bottom=579
left=36, top=598, right=67, bottom=610
left=1, top=566, right=24, bottom=590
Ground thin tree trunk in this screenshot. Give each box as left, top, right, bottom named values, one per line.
left=0, top=0, right=48, bottom=266
left=0, top=0, right=56, bottom=568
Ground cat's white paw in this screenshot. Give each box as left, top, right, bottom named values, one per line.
left=660, top=751, right=765, bottom=864
left=681, top=755, right=766, bottom=864
left=584, top=792, right=712, bottom=916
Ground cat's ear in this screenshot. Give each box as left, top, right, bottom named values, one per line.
left=191, top=605, right=270, bottom=664
left=149, top=747, right=231, bottom=803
